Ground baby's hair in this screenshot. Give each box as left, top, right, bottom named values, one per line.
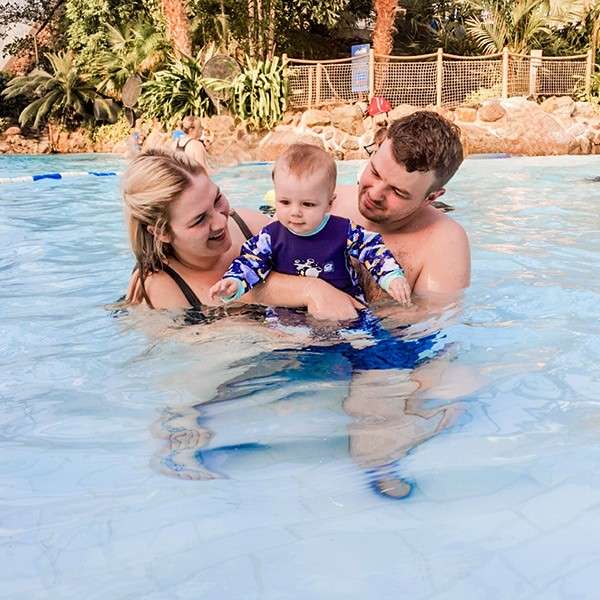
left=273, top=144, right=337, bottom=194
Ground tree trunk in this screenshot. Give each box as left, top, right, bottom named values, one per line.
left=372, top=0, right=400, bottom=56
left=248, top=0, right=256, bottom=60
left=161, top=0, right=192, bottom=58
left=266, top=0, right=277, bottom=58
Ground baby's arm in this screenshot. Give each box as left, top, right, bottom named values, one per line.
left=346, top=221, right=411, bottom=306
left=209, top=230, right=274, bottom=303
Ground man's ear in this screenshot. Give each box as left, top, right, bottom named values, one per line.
left=147, top=224, right=171, bottom=243
left=425, top=188, right=445, bottom=205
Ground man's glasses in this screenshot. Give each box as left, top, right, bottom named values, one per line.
left=363, top=142, right=377, bottom=157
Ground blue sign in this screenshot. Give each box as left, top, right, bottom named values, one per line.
left=351, top=44, right=370, bottom=93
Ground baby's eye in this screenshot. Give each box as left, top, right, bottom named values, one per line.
left=278, top=199, right=290, bottom=205
left=303, top=202, right=316, bottom=207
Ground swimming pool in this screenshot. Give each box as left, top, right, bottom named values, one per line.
left=1, top=153, right=599, bottom=599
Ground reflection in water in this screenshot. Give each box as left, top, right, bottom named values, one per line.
left=153, top=308, right=476, bottom=499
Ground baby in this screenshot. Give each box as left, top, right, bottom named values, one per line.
left=209, top=143, right=411, bottom=307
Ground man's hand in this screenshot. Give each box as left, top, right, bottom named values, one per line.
left=387, top=277, right=412, bottom=307
left=209, top=278, right=239, bottom=302
left=304, top=279, right=365, bottom=320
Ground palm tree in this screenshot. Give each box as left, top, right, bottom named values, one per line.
left=373, top=0, right=402, bottom=56
left=160, top=0, right=192, bottom=57
left=2, top=51, right=110, bottom=130
left=93, top=21, right=167, bottom=99
left=465, top=0, right=555, bottom=54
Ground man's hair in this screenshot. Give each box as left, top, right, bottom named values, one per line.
left=273, top=143, right=337, bottom=194
left=387, top=111, right=463, bottom=189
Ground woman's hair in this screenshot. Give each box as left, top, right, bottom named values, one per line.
left=181, top=115, right=202, bottom=135
left=121, top=147, right=207, bottom=306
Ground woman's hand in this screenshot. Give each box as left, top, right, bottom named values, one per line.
left=209, top=278, right=239, bottom=302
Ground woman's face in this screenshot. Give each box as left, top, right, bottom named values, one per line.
left=165, top=173, right=232, bottom=263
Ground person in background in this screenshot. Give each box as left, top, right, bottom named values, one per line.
left=171, top=115, right=210, bottom=171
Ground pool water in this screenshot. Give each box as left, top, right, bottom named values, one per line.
left=1, top=153, right=600, bottom=599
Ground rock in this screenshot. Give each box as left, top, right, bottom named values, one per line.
left=388, top=104, right=417, bottom=121
left=455, top=106, right=477, bottom=123
left=112, top=140, right=129, bottom=155
left=573, top=101, right=597, bottom=118
left=300, top=109, right=331, bottom=128
left=0, top=141, right=9, bottom=153
left=592, top=131, right=600, bottom=145
left=205, top=115, right=236, bottom=134
left=342, top=138, right=359, bottom=151
left=37, top=140, right=51, bottom=154
left=343, top=150, right=365, bottom=160
left=541, top=96, right=575, bottom=118
left=256, top=130, right=324, bottom=161
left=576, top=134, right=591, bottom=154
left=330, top=104, right=364, bottom=135
left=3, top=126, right=21, bottom=137
left=563, top=122, right=587, bottom=138
left=321, top=126, right=336, bottom=141
left=458, top=123, right=503, bottom=155
left=478, top=101, right=506, bottom=123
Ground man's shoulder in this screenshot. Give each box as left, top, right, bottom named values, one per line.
left=423, top=206, right=468, bottom=243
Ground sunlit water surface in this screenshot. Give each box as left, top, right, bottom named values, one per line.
left=1, top=153, right=599, bottom=599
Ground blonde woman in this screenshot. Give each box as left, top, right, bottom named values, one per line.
left=171, top=115, right=210, bottom=171
left=122, top=147, right=362, bottom=319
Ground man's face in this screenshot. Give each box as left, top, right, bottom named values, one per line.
left=358, top=139, right=441, bottom=228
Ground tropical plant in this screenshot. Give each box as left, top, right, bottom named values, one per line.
left=93, top=20, right=168, bottom=98
left=222, top=54, right=287, bottom=130
left=464, top=0, right=584, bottom=54
left=0, top=71, right=32, bottom=124
left=1, top=51, right=111, bottom=129
left=138, top=53, right=217, bottom=125
left=64, top=0, right=154, bottom=63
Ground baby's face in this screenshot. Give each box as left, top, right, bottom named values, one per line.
left=273, top=170, right=333, bottom=235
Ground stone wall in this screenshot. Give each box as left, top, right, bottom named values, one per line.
left=2, top=96, right=600, bottom=159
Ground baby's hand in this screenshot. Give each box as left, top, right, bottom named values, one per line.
left=387, top=277, right=412, bottom=306
left=209, top=278, right=239, bottom=302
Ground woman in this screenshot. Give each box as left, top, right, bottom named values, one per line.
left=122, top=147, right=361, bottom=318
left=171, top=115, right=210, bottom=172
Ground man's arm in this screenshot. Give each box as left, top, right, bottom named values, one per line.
left=245, top=273, right=365, bottom=320
left=413, top=220, right=470, bottom=295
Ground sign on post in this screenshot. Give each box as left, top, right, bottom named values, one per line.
left=351, top=44, right=370, bottom=93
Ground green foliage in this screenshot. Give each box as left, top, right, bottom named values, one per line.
left=138, top=54, right=217, bottom=126
left=64, top=0, right=157, bottom=64
left=224, top=54, right=287, bottom=131
left=0, top=71, right=31, bottom=123
left=93, top=20, right=168, bottom=98
left=1, top=51, right=111, bottom=128
left=464, top=0, right=597, bottom=54
left=0, top=0, right=67, bottom=59
left=88, top=114, right=131, bottom=146
left=463, top=83, right=503, bottom=106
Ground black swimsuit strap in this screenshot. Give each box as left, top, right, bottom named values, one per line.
left=176, top=138, right=193, bottom=151
left=160, top=211, right=253, bottom=309
left=162, top=264, right=203, bottom=309
left=230, top=209, right=253, bottom=241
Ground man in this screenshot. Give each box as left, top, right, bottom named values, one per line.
left=334, top=110, right=470, bottom=303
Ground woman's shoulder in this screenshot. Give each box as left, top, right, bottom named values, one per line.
left=128, top=267, right=190, bottom=309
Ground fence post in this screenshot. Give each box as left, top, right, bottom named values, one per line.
left=585, top=47, right=594, bottom=97
left=368, top=48, right=375, bottom=100
left=436, top=48, right=443, bottom=108
left=529, top=49, right=542, bottom=98
left=315, top=62, right=322, bottom=107
left=308, top=66, right=313, bottom=109
left=502, top=47, right=509, bottom=98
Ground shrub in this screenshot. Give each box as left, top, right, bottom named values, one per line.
left=138, top=54, right=217, bottom=126
left=225, top=55, right=287, bottom=131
